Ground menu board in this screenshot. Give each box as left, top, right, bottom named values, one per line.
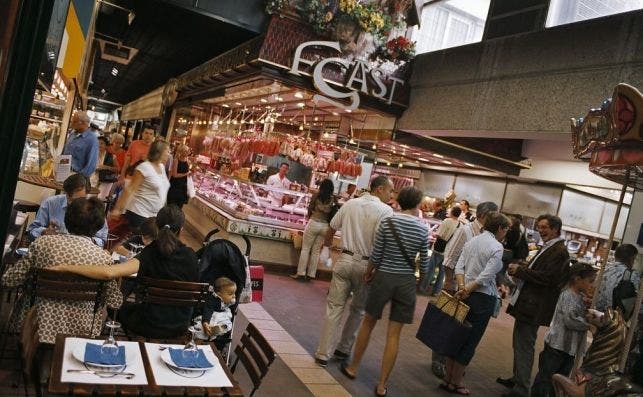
left=454, top=174, right=505, bottom=206
left=502, top=182, right=561, bottom=218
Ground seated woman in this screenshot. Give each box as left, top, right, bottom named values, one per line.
left=2, top=197, right=122, bottom=344
left=53, top=205, right=199, bottom=338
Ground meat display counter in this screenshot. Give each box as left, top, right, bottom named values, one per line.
left=191, top=170, right=311, bottom=242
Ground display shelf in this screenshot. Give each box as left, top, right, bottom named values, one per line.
left=33, top=98, right=65, bottom=109
left=193, top=170, right=310, bottom=239
left=30, top=114, right=62, bottom=123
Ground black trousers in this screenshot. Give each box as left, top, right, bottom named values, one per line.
left=531, top=343, right=574, bottom=397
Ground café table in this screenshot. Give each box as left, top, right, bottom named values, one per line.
left=48, top=334, right=244, bottom=396
left=18, top=173, right=100, bottom=195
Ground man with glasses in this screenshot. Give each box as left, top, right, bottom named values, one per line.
left=498, top=214, right=570, bottom=397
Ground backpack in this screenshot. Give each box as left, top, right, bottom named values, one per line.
left=612, top=269, right=637, bottom=321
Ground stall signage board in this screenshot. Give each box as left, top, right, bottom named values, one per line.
left=290, top=41, right=405, bottom=111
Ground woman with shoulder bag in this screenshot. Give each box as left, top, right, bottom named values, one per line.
left=290, top=179, right=335, bottom=281
left=340, top=187, right=430, bottom=397
left=442, top=212, right=510, bottom=395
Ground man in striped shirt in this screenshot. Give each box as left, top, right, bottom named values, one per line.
left=314, top=176, right=394, bottom=367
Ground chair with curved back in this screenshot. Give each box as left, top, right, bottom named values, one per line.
left=230, top=322, right=276, bottom=397
left=21, top=268, right=108, bottom=397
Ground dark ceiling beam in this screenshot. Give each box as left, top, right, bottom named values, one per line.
left=393, top=131, right=529, bottom=176
left=160, top=0, right=267, bottom=34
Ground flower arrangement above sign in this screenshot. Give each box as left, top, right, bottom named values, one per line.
left=265, top=0, right=417, bottom=65
left=290, top=40, right=405, bottom=111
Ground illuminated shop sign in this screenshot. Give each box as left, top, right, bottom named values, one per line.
left=290, top=41, right=405, bottom=111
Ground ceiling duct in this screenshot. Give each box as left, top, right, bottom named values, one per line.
left=97, top=39, right=139, bottom=65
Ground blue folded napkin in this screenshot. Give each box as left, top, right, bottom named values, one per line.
left=84, top=343, right=126, bottom=366
left=168, top=347, right=213, bottom=368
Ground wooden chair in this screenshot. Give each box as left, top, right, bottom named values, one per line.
left=230, top=322, right=276, bottom=397
left=137, top=277, right=209, bottom=308
left=124, top=277, right=209, bottom=340
left=21, top=268, right=108, bottom=397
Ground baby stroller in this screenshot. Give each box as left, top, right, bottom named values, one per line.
left=194, top=228, right=252, bottom=362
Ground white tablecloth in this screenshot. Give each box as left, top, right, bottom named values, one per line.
left=60, top=337, right=148, bottom=385
left=144, top=342, right=233, bottom=388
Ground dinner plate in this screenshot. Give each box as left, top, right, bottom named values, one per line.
left=160, top=348, right=214, bottom=371
left=72, top=343, right=136, bottom=368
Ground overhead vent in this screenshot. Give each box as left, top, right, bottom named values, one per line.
left=97, top=39, right=138, bottom=65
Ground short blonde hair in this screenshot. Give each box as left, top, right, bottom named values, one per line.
left=111, top=133, right=125, bottom=143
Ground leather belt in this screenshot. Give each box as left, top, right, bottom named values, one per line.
left=341, top=249, right=369, bottom=260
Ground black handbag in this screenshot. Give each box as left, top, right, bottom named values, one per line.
left=432, top=222, right=460, bottom=253
left=612, top=269, right=637, bottom=320
left=416, top=302, right=472, bottom=357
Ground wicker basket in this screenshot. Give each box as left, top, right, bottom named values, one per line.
left=435, top=290, right=470, bottom=323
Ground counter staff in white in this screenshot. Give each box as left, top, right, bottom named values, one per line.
left=314, top=176, right=394, bottom=367
left=266, top=162, right=291, bottom=206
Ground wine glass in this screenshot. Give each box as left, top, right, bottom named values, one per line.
left=101, top=320, right=121, bottom=356
left=182, top=322, right=198, bottom=360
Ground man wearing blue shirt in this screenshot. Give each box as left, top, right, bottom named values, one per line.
left=27, top=174, right=109, bottom=246
left=63, top=111, right=99, bottom=177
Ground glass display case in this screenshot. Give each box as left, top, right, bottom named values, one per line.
left=192, top=170, right=312, bottom=241
left=20, top=90, right=64, bottom=176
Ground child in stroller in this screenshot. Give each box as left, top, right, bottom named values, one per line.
left=194, top=277, right=237, bottom=350
left=193, top=230, right=251, bottom=357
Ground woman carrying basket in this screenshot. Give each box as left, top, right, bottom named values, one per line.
left=442, top=211, right=510, bottom=395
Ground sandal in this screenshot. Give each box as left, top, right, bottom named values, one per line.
left=374, top=386, right=387, bottom=396
left=339, top=362, right=356, bottom=380
left=451, top=385, right=470, bottom=395
left=438, top=382, right=454, bottom=392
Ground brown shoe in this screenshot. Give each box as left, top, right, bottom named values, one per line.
left=289, top=274, right=304, bottom=280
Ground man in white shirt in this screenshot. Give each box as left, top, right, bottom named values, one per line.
left=266, top=162, right=291, bottom=206
left=314, top=176, right=394, bottom=367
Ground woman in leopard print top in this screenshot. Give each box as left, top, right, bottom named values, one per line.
left=2, top=197, right=122, bottom=344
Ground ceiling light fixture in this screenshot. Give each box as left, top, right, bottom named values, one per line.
left=294, top=91, right=304, bottom=99
left=111, top=67, right=119, bottom=76
left=433, top=153, right=444, bottom=159
left=464, top=162, right=475, bottom=167
left=297, top=102, right=305, bottom=108
left=372, top=143, right=377, bottom=150
left=235, top=102, right=242, bottom=106
left=260, top=98, right=268, bottom=103
left=221, top=104, right=229, bottom=108
left=443, top=160, right=452, bottom=165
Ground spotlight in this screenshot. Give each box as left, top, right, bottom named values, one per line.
left=111, top=67, right=119, bottom=76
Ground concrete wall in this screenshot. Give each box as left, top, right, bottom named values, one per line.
left=398, top=10, right=643, bottom=135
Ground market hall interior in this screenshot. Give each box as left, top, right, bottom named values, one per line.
left=0, top=0, right=642, bottom=396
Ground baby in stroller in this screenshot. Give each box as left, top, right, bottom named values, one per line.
left=194, top=277, right=237, bottom=350
left=194, top=233, right=251, bottom=356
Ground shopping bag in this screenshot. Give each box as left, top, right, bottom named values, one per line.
left=416, top=304, right=472, bottom=357
left=436, top=290, right=470, bottom=323
left=187, top=176, right=196, bottom=198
